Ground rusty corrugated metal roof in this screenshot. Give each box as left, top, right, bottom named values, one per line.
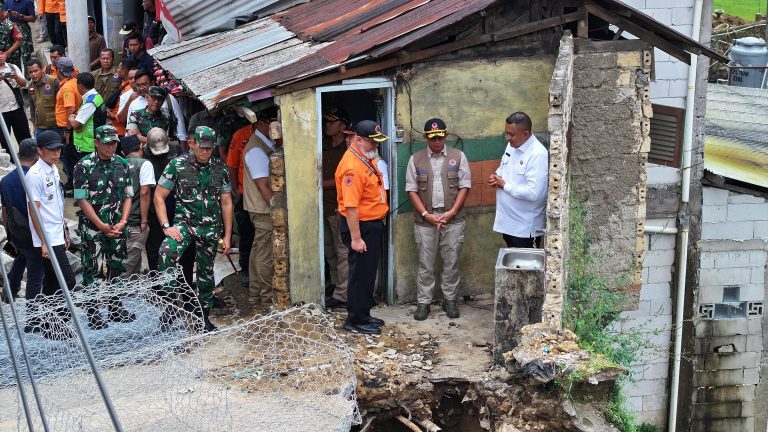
left=154, top=0, right=492, bottom=108
left=153, top=0, right=729, bottom=109
left=705, top=84, right=768, bottom=188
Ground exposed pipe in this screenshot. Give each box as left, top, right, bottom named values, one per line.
left=644, top=225, right=678, bottom=235
left=396, top=415, right=423, bottom=432
left=668, top=0, right=703, bottom=429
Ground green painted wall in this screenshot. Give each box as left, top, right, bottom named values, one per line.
left=279, top=89, right=322, bottom=304
left=393, top=57, right=554, bottom=302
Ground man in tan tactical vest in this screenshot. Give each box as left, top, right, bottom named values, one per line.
left=405, top=118, right=471, bottom=320
left=242, top=115, right=276, bottom=309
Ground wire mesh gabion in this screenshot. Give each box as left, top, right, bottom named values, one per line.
left=0, top=268, right=360, bottom=431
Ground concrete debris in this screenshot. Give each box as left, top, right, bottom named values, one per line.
left=507, top=323, right=623, bottom=385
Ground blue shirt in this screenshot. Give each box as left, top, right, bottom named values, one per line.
left=0, top=165, right=30, bottom=219
left=5, top=0, right=35, bottom=25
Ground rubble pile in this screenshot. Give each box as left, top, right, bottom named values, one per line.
left=508, top=323, right=624, bottom=385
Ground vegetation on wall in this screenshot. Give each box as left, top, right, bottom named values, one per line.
left=563, top=197, right=661, bottom=432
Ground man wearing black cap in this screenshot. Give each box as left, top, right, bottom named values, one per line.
left=405, top=118, right=471, bottom=320
left=26, top=130, right=77, bottom=339
left=334, top=120, right=389, bottom=334
left=322, top=107, right=351, bottom=309
left=127, top=85, right=171, bottom=144
left=122, top=135, right=155, bottom=277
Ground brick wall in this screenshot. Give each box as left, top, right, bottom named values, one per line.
left=621, top=0, right=696, bottom=109
left=692, top=187, right=768, bottom=432
left=618, top=220, right=676, bottom=428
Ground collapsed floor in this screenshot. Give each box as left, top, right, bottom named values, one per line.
left=214, top=277, right=624, bottom=432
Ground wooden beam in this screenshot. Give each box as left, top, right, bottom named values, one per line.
left=577, top=6, right=588, bottom=38
left=275, top=11, right=584, bottom=96
left=584, top=3, right=691, bottom=64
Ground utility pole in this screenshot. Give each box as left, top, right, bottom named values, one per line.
left=65, top=0, right=90, bottom=72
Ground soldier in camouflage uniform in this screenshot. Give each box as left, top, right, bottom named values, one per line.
left=73, top=125, right=136, bottom=329
left=127, top=85, right=171, bottom=143
left=155, top=126, right=233, bottom=332
left=0, top=4, right=23, bottom=69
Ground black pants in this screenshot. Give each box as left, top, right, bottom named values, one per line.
left=503, top=234, right=543, bottom=249
left=234, top=198, right=254, bottom=271
left=0, top=107, right=31, bottom=152
left=43, top=244, right=76, bottom=296
left=45, top=12, right=65, bottom=47
left=339, top=216, right=383, bottom=325
left=63, top=137, right=86, bottom=189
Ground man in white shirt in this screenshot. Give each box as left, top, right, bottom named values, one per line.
left=26, top=130, right=77, bottom=340
left=489, top=112, right=548, bottom=248
left=120, top=135, right=155, bottom=276
left=242, top=120, right=276, bottom=309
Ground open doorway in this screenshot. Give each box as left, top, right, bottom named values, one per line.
left=316, top=78, right=396, bottom=306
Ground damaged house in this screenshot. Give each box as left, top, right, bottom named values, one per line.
left=144, top=0, right=761, bottom=430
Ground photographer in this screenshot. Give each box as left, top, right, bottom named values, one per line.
left=0, top=49, right=30, bottom=151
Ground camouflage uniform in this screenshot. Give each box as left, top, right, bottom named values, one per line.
left=127, top=87, right=172, bottom=137
left=0, top=18, right=22, bottom=69
left=158, top=126, right=231, bottom=309
left=73, top=126, right=134, bottom=286
left=128, top=107, right=170, bottom=137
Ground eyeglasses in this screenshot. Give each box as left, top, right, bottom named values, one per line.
left=135, top=82, right=150, bottom=89
left=196, top=147, right=213, bottom=152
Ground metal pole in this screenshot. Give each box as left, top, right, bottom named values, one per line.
left=0, top=116, right=124, bottom=431
left=0, top=292, right=36, bottom=432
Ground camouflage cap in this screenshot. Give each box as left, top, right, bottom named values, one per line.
left=147, top=85, right=167, bottom=99
left=95, top=125, right=119, bottom=144
left=194, top=126, right=216, bottom=148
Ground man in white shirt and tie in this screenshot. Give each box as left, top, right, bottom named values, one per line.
left=489, top=112, right=548, bottom=248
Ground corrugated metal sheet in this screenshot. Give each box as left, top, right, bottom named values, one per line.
left=152, top=19, right=295, bottom=78
left=154, top=0, right=730, bottom=109
left=705, top=84, right=768, bottom=188
left=160, top=0, right=306, bottom=39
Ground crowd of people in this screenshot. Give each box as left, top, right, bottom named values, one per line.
left=0, top=0, right=549, bottom=339
left=0, top=0, right=279, bottom=339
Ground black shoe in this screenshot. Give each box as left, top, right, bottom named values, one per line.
left=41, top=317, right=76, bottom=340
left=325, top=284, right=337, bottom=298
left=414, top=303, right=430, bottom=321
left=87, top=309, right=109, bottom=330
left=367, top=317, right=385, bottom=326
left=342, top=319, right=381, bottom=335
left=202, top=308, right=217, bottom=333
left=108, top=307, right=137, bottom=323
left=325, top=297, right=347, bottom=309
left=23, top=324, right=42, bottom=334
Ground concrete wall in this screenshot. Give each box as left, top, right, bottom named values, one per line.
left=277, top=89, right=321, bottom=304
left=570, top=47, right=651, bottom=300
left=542, top=34, right=573, bottom=327
left=392, top=57, right=554, bottom=302
left=691, top=187, right=767, bottom=432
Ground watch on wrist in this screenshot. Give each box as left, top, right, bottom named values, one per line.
left=420, top=210, right=429, bottom=217
left=161, top=222, right=170, bottom=229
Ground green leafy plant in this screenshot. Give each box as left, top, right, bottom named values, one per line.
left=563, top=197, right=658, bottom=431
